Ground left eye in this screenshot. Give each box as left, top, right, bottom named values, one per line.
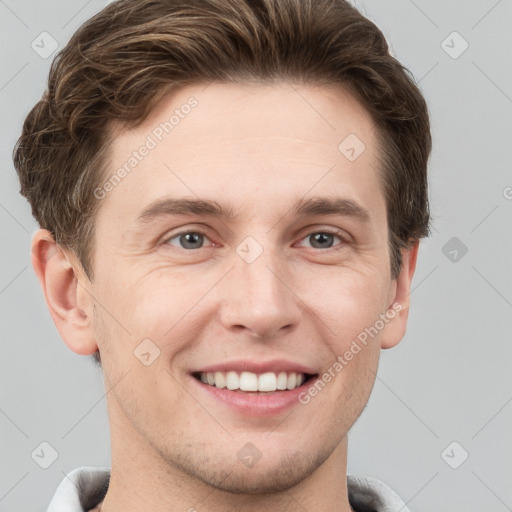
left=166, top=231, right=212, bottom=250
left=297, top=232, right=343, bottom=249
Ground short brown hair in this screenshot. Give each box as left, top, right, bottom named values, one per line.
left=14, top=0, right=431, bottom=298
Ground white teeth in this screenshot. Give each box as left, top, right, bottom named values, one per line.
left=276, top=371, right=288, bottom=390
left=226, top=371, right=239, bottom=390
left=258, top=372, right=277, bottom=392
left=240, top=372, right=258, bottom=391
left=198, top=370, right=308, bottom=392
left=214, top=371, right=226, bottom=389
left=286, top=373, right=297, bottom=390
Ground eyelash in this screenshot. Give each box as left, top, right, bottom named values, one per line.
left=296, top=230, right=347, bottom=249
left=162, top=228, right=348, bottom=251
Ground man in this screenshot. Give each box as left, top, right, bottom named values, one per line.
left=13, top=0, right=431, bottom=510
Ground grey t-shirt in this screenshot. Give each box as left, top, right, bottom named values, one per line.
left=47, top=466, right=411, bottom=512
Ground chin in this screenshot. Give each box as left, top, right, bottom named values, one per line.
left=203, top=468, right=309, bottom=495
left=176, top=448, right=325, bottom=495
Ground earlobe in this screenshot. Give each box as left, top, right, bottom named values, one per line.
left=380, top=241, right=420, bottom=350
left=31, top=229, right=98, bottom=356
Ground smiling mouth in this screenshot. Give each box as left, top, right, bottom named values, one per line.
left=192, top=370, right=317, bottom=393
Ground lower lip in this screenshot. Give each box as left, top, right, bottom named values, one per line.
left=188, top=374, right=318, bottom=416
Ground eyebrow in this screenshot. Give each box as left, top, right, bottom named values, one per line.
left=135, top=196, right=370, bottom=224
left=136, top=198, right=236, bottom=222
left=292, top=196, right=370, bottom=222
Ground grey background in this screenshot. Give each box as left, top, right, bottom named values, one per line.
left=1, top=0, right=511, bottom=511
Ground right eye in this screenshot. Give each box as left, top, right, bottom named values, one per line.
left=164, top=231, right=213, bottom=250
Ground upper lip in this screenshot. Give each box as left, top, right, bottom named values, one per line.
left=192, top=359, right=318, bottom=375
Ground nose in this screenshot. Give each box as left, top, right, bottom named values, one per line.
left=218, top=250, right=302, bottom=340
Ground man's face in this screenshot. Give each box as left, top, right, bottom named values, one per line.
left=86, top=82, right=402, bottom=492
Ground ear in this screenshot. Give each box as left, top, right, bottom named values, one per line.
left=380, top=240, right=419, bottom=349
left=31, top=229, right=98, bottom=356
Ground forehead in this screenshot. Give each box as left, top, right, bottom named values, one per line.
left=100, top=81, right=383, bottom=226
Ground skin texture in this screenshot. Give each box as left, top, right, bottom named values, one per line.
left=32, top=82, right=418, bottom=512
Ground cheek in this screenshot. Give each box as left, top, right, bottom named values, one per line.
left=94, top=263, right=187, bottom=329
left=301, top=266, right=391, bottom=349
left=97, top=269, right=214, bottom=368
